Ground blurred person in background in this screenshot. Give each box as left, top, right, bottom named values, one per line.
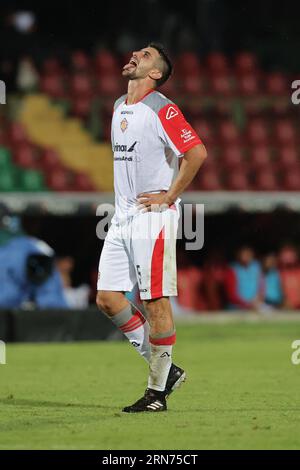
left=278, top=244, right=300, bottom=310
left=56, top=256, right=90, bottom=309
left=261, top=253, right=283, bottom=308
left=16, top=56, right=39, bottom=92
left=225, top=245, right=264, bottom=310
left=0, top=206, right=68, bottom=309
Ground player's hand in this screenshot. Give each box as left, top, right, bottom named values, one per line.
left=137, top=192, right=173, bottom=212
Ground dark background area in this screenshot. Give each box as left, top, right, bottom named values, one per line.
left=22, top=210, right=300, bottom=286
left=1, top=0, right=300, bottom=71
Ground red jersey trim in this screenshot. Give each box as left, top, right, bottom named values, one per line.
left=150, top=227, right=165, bottom=298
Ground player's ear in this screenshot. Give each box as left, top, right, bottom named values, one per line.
left=149, top=68, right=162, bottom=81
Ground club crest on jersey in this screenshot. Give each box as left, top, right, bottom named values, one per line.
left=120, top=118, right=128, bottom=132
left=166, top=106, right=178, bottom=120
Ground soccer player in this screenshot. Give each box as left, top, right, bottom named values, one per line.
left=96, top=43, right=207, bottom=412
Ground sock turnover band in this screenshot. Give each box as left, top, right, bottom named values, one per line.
left=149, top=329, right=176, bottom=346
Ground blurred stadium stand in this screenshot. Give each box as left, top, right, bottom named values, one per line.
left=1, top=49, right=299, bottom=197
left=1, top=1, right=300, bottom=316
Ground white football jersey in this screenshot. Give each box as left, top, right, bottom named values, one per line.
left=111, top=89, right=202, bottom=222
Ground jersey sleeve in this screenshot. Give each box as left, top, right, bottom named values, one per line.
left=157, top=103, right=202, bottom=157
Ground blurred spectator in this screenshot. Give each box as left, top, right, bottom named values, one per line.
left=0, top=206, right=68, bottom=309
left=225, top=246, right=264, bottom=310
left=16, top=56, right=39, bottom=92
left=261, top=253, right=283, bottom=308
left=278, top=245, right=300, bottom=309
left=56, top=256, right=90, bottom=309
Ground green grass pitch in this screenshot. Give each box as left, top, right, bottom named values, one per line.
left=1, top=321, right=300, bottom=449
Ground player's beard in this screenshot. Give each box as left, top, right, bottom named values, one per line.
left=122, top=68, right=137, bottom=79
left=122, top=63, right=139, bottom=80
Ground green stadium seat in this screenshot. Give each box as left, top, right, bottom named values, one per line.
left=19, top=169, right=46, bottom=191
left=0, top=170, right=18, bottom=191
left=0, top=147, right=12, bottom=170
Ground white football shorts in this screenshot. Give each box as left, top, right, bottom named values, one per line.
left=97, top=205, right=179, bottom=300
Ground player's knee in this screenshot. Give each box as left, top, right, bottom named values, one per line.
left=144, top=297, right=166, bottom=316
left=96, top=291, right=114, bottom=314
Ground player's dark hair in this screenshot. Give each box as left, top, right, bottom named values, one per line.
left=148, top=42, right=173, bottom=87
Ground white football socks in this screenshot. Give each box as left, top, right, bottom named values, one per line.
left=108, top=304, right=151, bottom=362
left=148, top=344, right=173, bottom=392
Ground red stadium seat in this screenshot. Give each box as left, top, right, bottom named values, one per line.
left=40, top=75, right=66, bottom=99
left=210, top=74, right=235, bottom=96
left=206, top=52, right=229, bottom=74
left=192, top=119, right=215, bottom=146
left=97, top=74, right=123, bottom=97
left=219, top=120, right=241, bottom=144
left=253, top=168, right=279, bottom=190
left=94, top=50, right=119, bottom=74
left=282, top=168, right=300, bottom=190
left=46, top=168, right=73, bottom=191
left=249, top=145, right=272, bottom=168
left=197, top=169, right=223, bottom=190
left=238, top=74, right=261, bottom=96
left=200, top=155, right=217, bottom=172
left=14, top=144, right=38, bottom=169
left=222, top=145, right=244, bottom=168
left=277, top=145, right=299, bottom=168
left=8, top=122, right=28, bottom=145
left=180, top=76, right=206, bottom=96
left=40, top=148, right=63, bottom=171
left=234, top=52, right=258, bottom=75
left=159, top=78, right=177, bottom=98
left=175, top=52, right=201, bottom=76
left=71, top=50, right=91, bottom=72
left=246, top=118, right=269, bottom=145
left=72, top=172, right=95, bottom=191
left=42, top=58, right=63, bottom=75
left=274, top=119, right=297, bottom=145
left=225, top=169, right=250, bottom=190
left=205, top=145, right=219, bottom=160
left=70, top=74, right=93, bottom=98
left=265, top=72, right=289, bottom=96
left=71, top=96, right=92, bottom=119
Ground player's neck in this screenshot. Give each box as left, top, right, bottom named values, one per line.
left=126, top=80, right=154, bottom=105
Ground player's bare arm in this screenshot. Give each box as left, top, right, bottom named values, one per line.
left=137, top=143, right=207, bottom=210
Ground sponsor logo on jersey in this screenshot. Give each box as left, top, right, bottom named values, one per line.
left=166, top=106, right=178, bottom=120
left=120, top=117, right=128, bottom=132
left=114, top=156, right=133, bottom=161
left=180, top=128, right=195, bottom=144
left=113, top=141, right=137, bottom=153
left=121, top=110, right=134, bottom=115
